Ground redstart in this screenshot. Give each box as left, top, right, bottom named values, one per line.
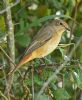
left=9, top=19, right=70, bottom=75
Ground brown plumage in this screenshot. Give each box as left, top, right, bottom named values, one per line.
left=8, top=19, right=70, bottom=75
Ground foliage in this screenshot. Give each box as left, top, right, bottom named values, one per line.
left=0, top=0, right=82, bottom=100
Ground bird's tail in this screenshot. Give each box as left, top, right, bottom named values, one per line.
left=17, top=53, right=33, bottom=67
left=8, top=53, right=33, bottom=76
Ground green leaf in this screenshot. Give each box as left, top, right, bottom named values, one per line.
left=58, top=47, right=64, bottom=58
left=75, top=24, right=82, bottom=37
left=34, top=75, right=43, bottom=86
left=16, top=34, right=31, bottom=47
left=75, top=69, right=82, bottom=89
left=80, top=54, right=82, bottom=62
left=0, top=16, right=5, bottom=32
left=54, top=88, right=70, bottom=100
left=63, top=72, right=74, bottom=95
left=37, top=94, right=49, bottom=100
left=13, top=83, right=23, bottom=96
left=24, top=78, right=32, bottom=86
left=20, top=19, right=25, bottom=32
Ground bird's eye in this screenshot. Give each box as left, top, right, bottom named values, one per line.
left=60, top=22, right=63, bottom=25
left=55, top=20, right=63, bottom=26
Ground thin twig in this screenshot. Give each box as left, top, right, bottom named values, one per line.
left=0, top=46, right=16, bottom=67
left=31, top=65, right=34, bottom=100
left=3, top=0, right=15, bottom=99
left=0, top=91, right=8, bottom=100
left=0, top=0, right=20, bottom=14
left=58, top=43, right=75, bottom=47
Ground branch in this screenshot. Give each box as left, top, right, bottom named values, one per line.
left=3, top=0, right=15, bottom=99
left=0, top=91, right=8, bottom=100
left=31, top=66, right=34, bottom=100
left=0, top=0, right=20, bottom=14
left=0, top=46, right=16, bottom=67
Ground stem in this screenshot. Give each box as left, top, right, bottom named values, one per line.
left=0, top=91, right=8, bottom=100
left=3, top=0, right=15, bottom=99
left=32, top=66, right=34, bottom=100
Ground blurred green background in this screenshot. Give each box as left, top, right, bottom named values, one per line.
left=0, top=0, right=82, bottom=100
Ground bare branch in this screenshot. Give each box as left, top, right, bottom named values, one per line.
left=31, top=66, right=35, bottom=100
left=3, top=0, right=15, bottom=99
left=0, top=90, right=8, bottom=100
left=0, top=0, right=20, bottom=14
left=0, top=46, right=16, bottom=67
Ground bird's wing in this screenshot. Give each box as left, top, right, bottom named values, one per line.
left=23, top=24, right=53, bottom=56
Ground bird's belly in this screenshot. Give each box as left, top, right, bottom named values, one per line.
left=33, top=35, right=61, bottom=58
left=39, top=43, right=58, bottom=57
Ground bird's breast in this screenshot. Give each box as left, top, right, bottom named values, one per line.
left=32, top=33, right=62, bottom=58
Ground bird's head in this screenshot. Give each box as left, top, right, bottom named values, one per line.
left=53, top=19, right=70, bottom=36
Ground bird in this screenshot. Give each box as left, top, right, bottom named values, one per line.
left=8, top=19, right=70, bottom=75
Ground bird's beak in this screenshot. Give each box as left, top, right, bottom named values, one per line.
left=62, top=24, right=70, bottom=31
left=62, top=22, right=71, bottom=31
left=64, top=26, right=70, bottom=31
